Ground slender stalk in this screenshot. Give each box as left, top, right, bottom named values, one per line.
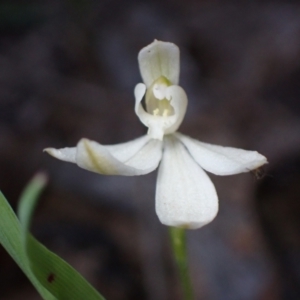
left=169, top=227, right=194, bottom=300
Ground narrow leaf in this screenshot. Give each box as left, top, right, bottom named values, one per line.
left=0, top=173, right=106, bottom=300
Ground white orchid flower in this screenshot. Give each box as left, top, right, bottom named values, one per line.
left=44, top=40, right=267, bottom=229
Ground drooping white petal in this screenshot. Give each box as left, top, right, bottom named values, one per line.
left=44, top=147, right=76, bottom=163
left=134, top=83, right=187, bottom=140
left=155, top=135, right=218, bottom=229
left=176, top=133, right=268, bottom=176
left=44, top=135, right=150, bottom=164
left=138, top=40, right=180, bottom=87
left=45, top=135, right=163, bottom=176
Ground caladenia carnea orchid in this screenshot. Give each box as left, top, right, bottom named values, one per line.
left=44, top=40, right=267, bottom=230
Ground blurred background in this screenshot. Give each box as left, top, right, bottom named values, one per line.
left=1, top=0, right=300, bottom=299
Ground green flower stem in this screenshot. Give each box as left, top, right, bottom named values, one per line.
left=169, top=227, right=194, bottom=300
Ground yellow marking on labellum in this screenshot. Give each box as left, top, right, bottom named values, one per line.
left=153, top=108, right=160, bottom=116
left=162, top=109, right=169, bottom=117
left=146, top=76, right=174, bottom=116
left=83, top=140, right=117, bottom=175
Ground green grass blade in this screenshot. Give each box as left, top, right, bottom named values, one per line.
left=0, top=173, right=106, bottom=300
left=0, top=190, right=55, bottom=299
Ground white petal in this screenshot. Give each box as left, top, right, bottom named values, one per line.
left=164, top=85, right=187, bottom=134
left=44, top=147, right=76, bottom=163
left=176, top=133, right=268, bottom=176
left=134, top=82, right=147, bottom=112
left=45, top=136, right=163, bottom=176
left=134, top=84, right=187, bottom=140
left=105, top=135, right=151, bottom=161
left=138, top=40, right=180, bottom=87
left=156, top=135, right=218, bottom=229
